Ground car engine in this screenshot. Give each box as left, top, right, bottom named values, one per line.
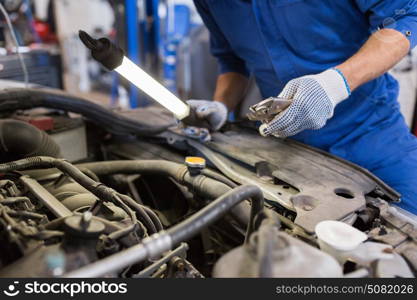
left=0, top=87, right=415, bottom=278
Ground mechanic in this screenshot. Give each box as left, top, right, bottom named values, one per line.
left=185, top=0, right=417, bottom=215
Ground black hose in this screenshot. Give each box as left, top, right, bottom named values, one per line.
left=65, top=185, right=264, bottom=277
left=107, top=194, right=138, bottom=240
left=141, top=205, right=163, bottom=231
left=0, top=119, right=61, bottom=162
left=167, top=185, right=264, bottom=245
left=116, top=193, right=159, bottom=234
left=201, top=169, right=238, bottom=188
left=0, top=88, right=172, bottom=136
left=63, top=166, right=161, bottom=234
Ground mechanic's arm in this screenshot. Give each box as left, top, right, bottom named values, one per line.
left=337, top=29, right=410, bottom=91
left=261, top=0, right=417, bottom=138
left=184, top=0, right=250, bottom=131
left=213, top=72, right=249, bottom=111
left=186, top=72, right=248, bottom=131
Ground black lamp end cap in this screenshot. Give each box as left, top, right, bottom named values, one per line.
left=78, top=30, right=124, bottom=71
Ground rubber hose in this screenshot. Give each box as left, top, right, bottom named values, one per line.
left=116, top=193, right=158, bottom=234
left=0, top=119, right=61, bottom=162
left=167, top=185, right=264, bottom=245
left=0, top=88, right=172, bottom=136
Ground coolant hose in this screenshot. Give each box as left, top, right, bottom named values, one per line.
left=0, top=88, right=172, bottom=136
left=0, top=119, right=61, bottom=161
left=64, top=185, right=264, bottom=277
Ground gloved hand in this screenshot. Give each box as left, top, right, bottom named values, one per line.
left=259, top=69, right=351, bottom=138
left=183, top=100, right=228, bottom=131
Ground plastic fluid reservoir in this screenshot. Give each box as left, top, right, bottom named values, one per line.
left=315, top=220, right=368, bottom=263
left=213, top=226, right=343, bottom=278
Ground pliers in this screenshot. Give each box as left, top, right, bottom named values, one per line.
left=247, top=97, right=292, bottom=123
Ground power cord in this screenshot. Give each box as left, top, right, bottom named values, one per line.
left=0, top=2, right=29, bottom=87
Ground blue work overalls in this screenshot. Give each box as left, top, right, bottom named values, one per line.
left=194, top=0, right=417, bottom=214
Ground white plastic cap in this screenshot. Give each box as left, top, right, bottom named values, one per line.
left=315, top=220, right=368, bottom=252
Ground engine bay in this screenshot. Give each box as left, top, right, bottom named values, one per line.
left=0, top=87, right=415, bottom=278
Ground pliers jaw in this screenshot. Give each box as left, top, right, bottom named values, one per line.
left=247, top=97, right=292, bottom=123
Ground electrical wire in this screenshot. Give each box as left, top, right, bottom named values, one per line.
left=0, top=2, right=29, bottom=87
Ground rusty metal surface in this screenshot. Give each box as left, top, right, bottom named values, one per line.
left=203, top=130, right=401, bottom=232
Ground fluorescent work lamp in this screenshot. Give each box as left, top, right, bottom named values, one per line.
left=78, top=30, right=190, bottom=120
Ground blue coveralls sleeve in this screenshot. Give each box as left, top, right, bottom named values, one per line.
left=355, top=0, right=417, bottom=49
left=193, top=0, right=249, bottom=76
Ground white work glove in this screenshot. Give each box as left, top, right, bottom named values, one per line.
left=259, top=69, right=351, bottom=138
left=184, top=100, right=228, bottom=131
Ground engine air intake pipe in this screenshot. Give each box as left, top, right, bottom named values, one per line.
left=0, top=119, right=61, bottom=162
